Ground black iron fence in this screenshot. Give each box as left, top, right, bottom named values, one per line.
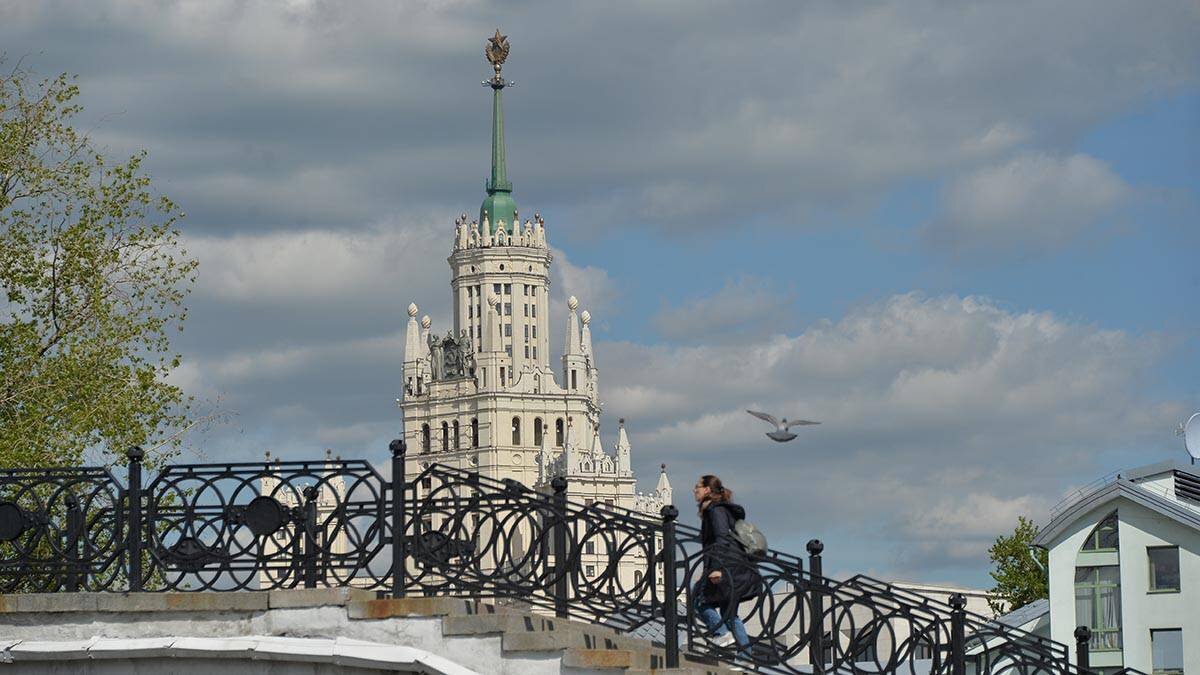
left=0, top=442, right=1145, bottom=675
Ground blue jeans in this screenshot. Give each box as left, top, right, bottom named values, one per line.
left=694, top=593, right=750, bottom=657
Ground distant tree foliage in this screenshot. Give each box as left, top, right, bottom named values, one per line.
left=987, top=516, right=1048, bottom=615
left=0, top=62, right=197, bottom=468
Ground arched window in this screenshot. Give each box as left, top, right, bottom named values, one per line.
left=441, top=422, right=449, bottom=451
left=511, top=416, right=521, bottom=445
left=1081, top=511, right=1119, bottom=551
left=555, top=418, right=565, bottom=446
left=471, top=418, right=479, bottom=448
left=452, top=420, right=460, bottom=449
left=421, top=424, right=431, bottom=454
left=1076, top=511, right=1122, bottom=651
left=533, top=418, right=544, bottom=447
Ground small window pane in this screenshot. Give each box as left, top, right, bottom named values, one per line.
left=1082, top=512, right=1120, bottom=551
left=1151, top=629, right=1183, bottom=674
left=1149, top=547, right=1180, bottom=591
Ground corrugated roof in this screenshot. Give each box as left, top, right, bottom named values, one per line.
left=996, top=598, right=1049, bottom=628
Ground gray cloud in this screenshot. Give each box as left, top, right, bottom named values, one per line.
left=3, top=1, right=1195, bottom=235
left=652, top=276, right=798, bottom=343
left=925, top=153, right=1132, bottom=256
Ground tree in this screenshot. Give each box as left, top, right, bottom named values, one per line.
left=987, top=516, right=1048, bottom=615
left=0, top=62, right=197, bottom=468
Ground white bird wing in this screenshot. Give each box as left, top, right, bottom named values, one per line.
left=746, top=410, right=780, bottom=426
left=784, top=419, right=820, bottom=428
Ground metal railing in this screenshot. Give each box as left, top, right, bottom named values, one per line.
left=0, top=441, right=1145, bottom=674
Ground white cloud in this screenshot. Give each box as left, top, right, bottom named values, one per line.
left=551, top=246, right=619, bottom=318
left=185, top=215, right=450, bottom=310
left=601, top=292, right=1181, bottom=578
left=926, top=153, right=1132, bottom=255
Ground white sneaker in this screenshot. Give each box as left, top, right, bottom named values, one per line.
left=713, top=633, right=736, bottom=648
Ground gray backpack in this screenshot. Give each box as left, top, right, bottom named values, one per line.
left=732, top=519, right=767, bottom=557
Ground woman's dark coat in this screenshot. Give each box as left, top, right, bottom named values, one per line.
left=695, top=501, right=763, bottom=608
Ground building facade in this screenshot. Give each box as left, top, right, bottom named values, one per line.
left=1034, top=460, right=1200, bottom=674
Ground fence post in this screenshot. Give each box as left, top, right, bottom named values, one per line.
left=1075, top=626, right=1091, bottom=673
left=390, top=439, right=407, bottom=598
left=950, top=593, right=966, bottom=675
left=807, top=539, right=825, bottom=674
left=302, top=486, right=318, bottom=588
left=552, top=477, right=569, bottom=618
left=126, top=446, right=144, bottom=592
left=65, top=493, right=83, bottom=592
left=661, top=504, right=680, bottom=669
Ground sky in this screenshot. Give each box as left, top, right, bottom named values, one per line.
left=2, top=0, right=1197, bottom=588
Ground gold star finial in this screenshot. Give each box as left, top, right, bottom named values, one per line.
left=485, top=29, right=510, bottom=78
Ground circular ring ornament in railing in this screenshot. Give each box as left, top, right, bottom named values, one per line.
left=0, top=501, right=26, bottom=541
left=242, top=495, right=287, bottom=537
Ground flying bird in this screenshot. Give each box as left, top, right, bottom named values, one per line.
left=746, top=410, right=820, bottom=443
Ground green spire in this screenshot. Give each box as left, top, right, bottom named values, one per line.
left=480, top=30, right=516, bottom=236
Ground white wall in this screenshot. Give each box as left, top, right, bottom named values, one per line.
left=1045, top=494, right=1200, bottom=673
left=1116, top=504, right=1200, bottom=673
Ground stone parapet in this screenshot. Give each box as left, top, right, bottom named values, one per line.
left=0, top=591, right=737, bottom=674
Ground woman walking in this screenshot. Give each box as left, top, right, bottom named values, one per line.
left=693, top=474, right=760, bottom=662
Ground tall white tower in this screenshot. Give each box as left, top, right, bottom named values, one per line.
left=398, top=31, right=669, bottom=522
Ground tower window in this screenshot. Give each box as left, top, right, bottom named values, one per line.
left=534, top=418, right=543, bottom=446
left=571, top=370, right=578, bottom=390
left=524, top=304, right=528, bottom=317
left=504, top=303, right=512, bottom=316
left=511, top=416, right=521, bottom=445
left=441, top=422, right=449, bottom=451
left=524, top=325, right=529, bottom=339
left=453, top=420, right=461, bottom=449
left=531, top=304, right=537, bottom=317
left=504, top=283, right=511, bottom=294
left=471, top=418, right=479, bottom=447
left=505, top=324, right=512, bottom=337
left=532, top=326, right=537, bottom=338
left=555, top=418, right=564, bottom=446
left=505, top=346, right=512, bottom=357
left=421, top=424, right=431, bottom=454
left=468, top=305, right=473, bottom=318
left=532, top=347, right=537, bottom=359
left=493, top=283, right=501, bottom=295
left=524, top=346, right=529, bottom=358
left=500, top=368, right=506, bottom=386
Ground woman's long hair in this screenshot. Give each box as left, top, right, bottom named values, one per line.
left=697, top=474, right=733, bottom=513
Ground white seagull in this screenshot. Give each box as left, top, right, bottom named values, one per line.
left=746, top=410, right=820, bottom=443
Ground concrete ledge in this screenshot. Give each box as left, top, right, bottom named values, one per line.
left=0, top=592, right=271, bottom=614
left=2, top=635, right=481, bottom=674
left=561, top=647, right=636, bottom=669
left=267, top=586, right=374, bottom=609
left=348, top=596, right=474, bottom=619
